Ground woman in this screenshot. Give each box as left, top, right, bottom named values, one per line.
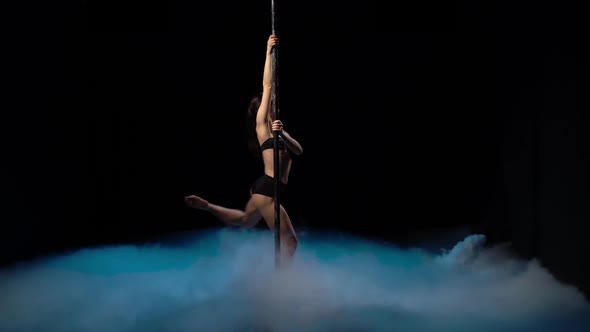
left=184, top=34, right=303, bottom=262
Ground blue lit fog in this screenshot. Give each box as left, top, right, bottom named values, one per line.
left=1, top=228, right=589, bottom=332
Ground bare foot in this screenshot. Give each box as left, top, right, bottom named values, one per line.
left=184, top=195, right=209, bottom=210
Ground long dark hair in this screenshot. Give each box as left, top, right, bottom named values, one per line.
left=246, top=92, right=263, bottom=157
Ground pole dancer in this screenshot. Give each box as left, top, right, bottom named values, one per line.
left=184, top=31, right=302, bottom=267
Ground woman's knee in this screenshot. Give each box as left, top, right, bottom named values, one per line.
left=242, top=214, right=261, bottom=228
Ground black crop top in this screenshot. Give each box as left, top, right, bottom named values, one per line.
left=260, top=136, right=286, bottom=151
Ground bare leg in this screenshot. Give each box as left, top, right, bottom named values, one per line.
left=258, top=200, right=298, bottom=265
left=185, top=194, right=298, bottom=264
left=184, top=195, right=262, bottom=228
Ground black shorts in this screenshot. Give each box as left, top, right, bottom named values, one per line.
left=250, top=174, right=286, bottom=198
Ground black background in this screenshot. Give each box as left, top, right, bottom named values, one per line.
left=2, top=1, right=589, bottom=298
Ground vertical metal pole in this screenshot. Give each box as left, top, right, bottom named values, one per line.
left=270, top=0, right=281, bottom=268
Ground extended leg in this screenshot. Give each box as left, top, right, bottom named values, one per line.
left=184, top=195, right=262, bottom=228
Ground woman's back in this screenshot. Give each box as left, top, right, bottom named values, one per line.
left=260, top=136, right=293, bottom=184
